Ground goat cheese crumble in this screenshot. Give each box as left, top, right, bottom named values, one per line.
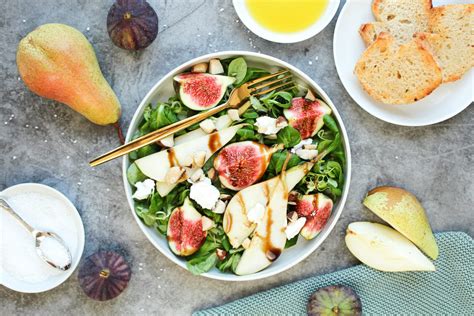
left=190, top=177, right=220, bottom=209
left=255, top=116, right=286, bottom=135
left=291, top=138, right=313, bottom=154
left=285, top=217, right=306, bottom=240
left=132, top=179, right=155, bottom=200
left=247, top=203, right=265, bottom=223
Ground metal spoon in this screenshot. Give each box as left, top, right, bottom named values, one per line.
left=0, top=197, right=72, bottom=271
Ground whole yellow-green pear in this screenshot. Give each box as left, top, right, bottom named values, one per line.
left=363, top=186, right=438, bottom=259
left=17, top=23, right=121, bottom=125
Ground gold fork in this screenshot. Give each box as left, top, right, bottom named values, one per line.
left=89, top=69, right=294, bottom=167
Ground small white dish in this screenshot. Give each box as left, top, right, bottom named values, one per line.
left=233, top=0, right=340, bottom=43
left=123, top=51, right=351, bottom=281
left=0, top=183, right=85, bottom=293
left=334, top=0, right=473, bottom=126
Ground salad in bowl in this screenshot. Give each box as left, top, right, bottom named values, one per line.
left=124, top=52, right=350, bottom=280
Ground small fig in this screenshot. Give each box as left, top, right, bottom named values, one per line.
left=307, top=285, right=362, bottom=316
left=78, top=251, right=131, bottom=301
left=295, top=193, right=333, bottom=240
left=174, top=73, right=235, bottom=111
left=214, top=141, right=282, bottom=191
left=167, top=198, right=206, bottom=256
left=284, top=97, right=332, bottom=139
left=107, top=0, right=158, bottom=50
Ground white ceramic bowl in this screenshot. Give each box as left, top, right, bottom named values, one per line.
left=0, top=183, right=85, bottom=292
left=123, top=51, right=351, bottom=281
left=233, top=0, right=340, bottom=43
left=334, top=0, right=473, bottom=126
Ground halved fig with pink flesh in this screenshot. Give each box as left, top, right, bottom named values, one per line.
left=283, top=97, right=332, bottom=139
left=294, top=193, right=333, bottom=240
left=167, top=198, right=206, bottom=256
left=174, top=73, right=235, bottom=111
left=214, top=141, right=282, bottom=191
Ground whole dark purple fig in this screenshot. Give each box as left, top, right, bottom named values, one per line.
left=107, top=0, right=158, bottom=50
left=78, top=251, right=131, bottom=301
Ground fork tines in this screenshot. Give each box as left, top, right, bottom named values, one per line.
left=248, top=69, right=295, bottom=97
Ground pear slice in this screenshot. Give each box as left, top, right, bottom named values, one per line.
left=135, top=124, right=244, bottom=183
left=345, top=222, right=435, bottom=272
left=363, top=186, right=438, bottom=259
left=174, top=114, right=233, bottom=146
left=224, top=161, right=314, bottom=248
left=172, top=101, right=250, bottom=146
left=235, top=173, right=288, bottom=275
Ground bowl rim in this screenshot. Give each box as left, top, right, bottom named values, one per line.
left=122, top=51, right=351, bottom=281
left=232, top=0, right=340, bottom=43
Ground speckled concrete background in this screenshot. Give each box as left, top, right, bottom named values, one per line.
left=1, top=0, right=472, bottom=315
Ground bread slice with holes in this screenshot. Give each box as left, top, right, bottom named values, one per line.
left=424, top=4, right=474, bottom=82
left=359, top=0, right=432, bottom=46
left=354, top=32, right=442, bottom=104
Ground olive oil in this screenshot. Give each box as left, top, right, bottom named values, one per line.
left=246, top=0, right=329, bottom=33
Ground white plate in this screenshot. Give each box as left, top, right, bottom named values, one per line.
left=123, top=51, right=352, bottom=281
left=0, top=183, right=85, bottom=293
left=334, top=0, right=473, bottom=126
left=233, top=0, right=340, bottom=43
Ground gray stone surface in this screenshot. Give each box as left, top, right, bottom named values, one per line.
left=0, top=0, right=472, bottom=315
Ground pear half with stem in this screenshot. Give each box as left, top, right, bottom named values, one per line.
left=345, top=222, right=435, bottom=272
left=363, top=186, right=438, bottom=259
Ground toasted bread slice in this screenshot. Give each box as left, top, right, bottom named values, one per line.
left=426, top=4, right=474, bottom=82
left=354, top=33, right=442, bottom=104
left=359, top=22, right=388, bottom=46
left=360, top=0, right=432, bottom=46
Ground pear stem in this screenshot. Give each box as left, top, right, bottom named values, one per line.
left=114, top=122, right=125, bottom=145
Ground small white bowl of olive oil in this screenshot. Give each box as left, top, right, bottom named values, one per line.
left=233, top=0, right=340, bottom=43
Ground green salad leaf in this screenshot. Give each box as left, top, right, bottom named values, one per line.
left=301, top=160, right=344, bottom=197
left=127, top=163, right=146, bottom=185
left=268, top=151, right=301, bottom=175
left=216, top=252, right=242, bottom=273
left=277, top=126, right=301, bottom=148
left=228, top=57, right=247, bottom=86
left=285, top=235, right=298, bottom=249
left=187, top=253, right=219, bottom=275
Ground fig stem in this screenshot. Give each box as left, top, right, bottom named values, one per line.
left=100, top=268, right=110, bottom=278
left=123, top=12, right=132, bottom=20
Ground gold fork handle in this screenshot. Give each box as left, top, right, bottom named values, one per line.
left=89, top=101, right=233, bottom=167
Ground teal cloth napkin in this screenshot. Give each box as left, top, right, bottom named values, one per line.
left=194, top=232, right=473, bottom=315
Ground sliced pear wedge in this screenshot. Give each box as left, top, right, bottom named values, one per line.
left=363, top=186, right=438, bottom=259
left=224, top=161, right=314, bottom=248
left=235, top=169, right=289, bottom=275
left=135, top=124, right=244, bottom=184
left=174, top=101, right=250, bottom=146
left=345, top=222, right=435, bottom=272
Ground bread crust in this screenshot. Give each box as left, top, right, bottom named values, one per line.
left=362, top=0, right=433, bottom=46
left=372, top=0, right=432, bottom=22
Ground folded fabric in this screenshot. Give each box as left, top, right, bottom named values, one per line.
left=194, top=232, right=473, bottom=315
